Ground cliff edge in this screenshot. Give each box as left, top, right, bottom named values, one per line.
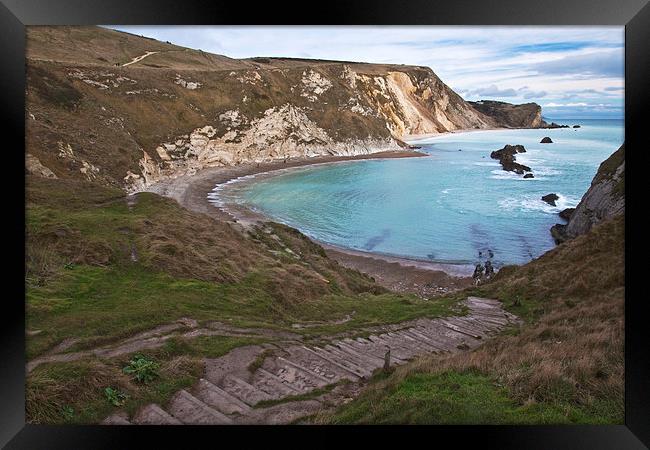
left=551, top=144, right=625, bottom=243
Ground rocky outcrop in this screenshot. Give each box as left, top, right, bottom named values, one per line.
left=550, top=144, right=624, bottom=244
left=541, top=122, right=569, bottom=129
left=541, top=193, right=559, bottom=206
left=468, top=100, right=546, bottom=128
left=26, top=154, right=57, bottom=179
left=540, top=137, right=553, bottom=143
left=490, top=144, right=532, bottom=175
left=559, top=208, right=575, bottom=221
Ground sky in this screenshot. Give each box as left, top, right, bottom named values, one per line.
left=109, top=26, right=624, bottom=119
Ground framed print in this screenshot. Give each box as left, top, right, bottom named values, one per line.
left=2, top=0, right=648, bottom=447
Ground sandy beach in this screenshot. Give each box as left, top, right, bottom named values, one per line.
left=145, top=149, right=474, bottom=296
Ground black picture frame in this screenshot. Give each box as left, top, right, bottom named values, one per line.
left=2, top=0, right=648, bottom=447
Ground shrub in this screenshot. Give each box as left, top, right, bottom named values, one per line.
left=123, top=354, right=160, bottom=384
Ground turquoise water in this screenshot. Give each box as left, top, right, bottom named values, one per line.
left=214, top=119, right=624, bottom=267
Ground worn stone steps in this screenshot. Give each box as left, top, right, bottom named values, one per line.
left=252, top=367, right=304, bottom=397
left=300, top=345, right=368, bottom=379
left=133, top=403, right=182, bottom=425
left=168, top=389, right=233, bottom=425
left=195, top=378, right=251, bottom=416
left=286, top=345, right=361, bottom=382
left=106, top=297, right=522, bottom=425
left=220, top=374, right=273, bottom=406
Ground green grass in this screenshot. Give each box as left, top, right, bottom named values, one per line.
left=324, top=370, right=617, bottom=425
left=26, top=333, right=266, bottom=425
left=27, top=263, right=462, bottom=359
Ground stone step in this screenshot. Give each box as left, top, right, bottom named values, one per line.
left=286, top=345, right=360, bottom=382
left=101, top=412, right=131, bottom=425
left=464, top=316, right=503, bottom=332
left=133, top=403, right=182, bottom=425
left=376, top=333, right=420, bottom=358
left=334, top=341, right=386, bottom=368
left=468, top=308, right=508, bottom=318
left=261, top=357, right=327, bottom=393
left=367, top=335, right=412, bottom=361
left=385, top=331, right=432, bottom=355
left=313, top=345, right=373, bottom=377
left=168, top=389, right=233, bottom=425
left=353, top=337, right=409, bottom=363
left=440, top=320, right=483, bottom=340
left=277, top=356, right=332, bottom=385
left=414, top=325, right=463, bottom=351
left=195, top=378, right=251, bottom=416
left=392, top=330, right=441, bottom=353
left=341, top=338, right=400, bottom=364
left=467, top=297, right=502, bottom=307
left=221, top=374, right=273, bottom=406
left=253, top=367, right=304, bottom=397
left=321, top=344, right=378, bottom=374
left=402, top=328, right=449, bottom=352
left=301, top=345, right=368, bottom=379
left=445, top=317, right=490, bottom=336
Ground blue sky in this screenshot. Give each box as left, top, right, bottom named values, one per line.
left=110, top=26, right=624, bottom=119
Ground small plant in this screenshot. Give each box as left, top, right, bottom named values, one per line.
left=104, top=387, right=128, bottom=406
left=123, top=354, right=160, bottom=384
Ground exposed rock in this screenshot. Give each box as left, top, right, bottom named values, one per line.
left=26, top=154, right=57, bottom=178
left=540, top=137, right=553, bottom=143
left=550, top=223, right=568, bottom=244
left=490, top=144, right=532, bottom=175
left=559, top=208, right=575, bottom=221
left=552, top=145, right=624, bottom=243
left=573, top=125, right=581, bottom=128
left=541, top=122, right=570, bottom=129
left=541, top=193, right=559, bottom=206
left=468, top=100, right=546, bottom=128
left=523, top=173, right=534, bottom=179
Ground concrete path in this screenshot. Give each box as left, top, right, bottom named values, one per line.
left=101, top=297, right=520, bottom=425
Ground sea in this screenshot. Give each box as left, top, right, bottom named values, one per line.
left=210, top=118, right=624, bottom=267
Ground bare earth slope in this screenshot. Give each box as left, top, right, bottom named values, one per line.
left=26, top=26, right=544, bottom=193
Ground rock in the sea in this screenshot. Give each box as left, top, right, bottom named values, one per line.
left=573, top=125, right=581, bottom=128
left=490, top=144, right=531, bottom=175
left=559, top=208, right=575, bottom=221
left=540, top=137, right=553, bottom=143
left=542, top=193, right=559, bottom=206
left=523, top=173, right=534, bottom=179
left=542, top=122, right=570, bottom=129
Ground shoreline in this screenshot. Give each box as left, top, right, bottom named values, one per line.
left=144, top=148, right=476, bottom=288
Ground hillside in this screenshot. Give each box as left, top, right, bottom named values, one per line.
left=26, top=26, right=545, bottom=192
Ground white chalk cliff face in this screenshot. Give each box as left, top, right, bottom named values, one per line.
left=126, top=103, right=399, bottom=192
left=25, top=26, right=545, bottom=192
left=124, top=66, right=496, bottom=192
